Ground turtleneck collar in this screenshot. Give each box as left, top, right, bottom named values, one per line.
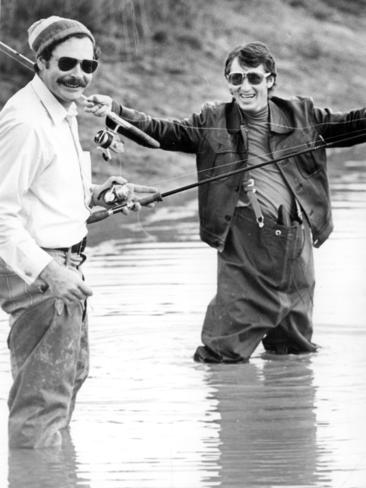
left=242, top=105, right=269, bottom=123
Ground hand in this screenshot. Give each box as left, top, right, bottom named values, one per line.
left=82, top=94, right=113, bottom=117
left=39, top=260, right=93, bottom=305
left=91, top=176, right=159, bottom=213
left=91, top=176, right=128, bottom=209
left=124, top=183, right=159, bottom=213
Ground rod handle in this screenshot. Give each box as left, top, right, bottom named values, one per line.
left=87, top=192, right=163, bottom=225
left=107, top=112, right=160, bottom=149
left=86, top=208, right=112, bottom=224
left=136, top=192, right=163, bottom=206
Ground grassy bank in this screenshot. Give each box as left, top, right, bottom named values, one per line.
left=1, top=0, right=366, bottom=189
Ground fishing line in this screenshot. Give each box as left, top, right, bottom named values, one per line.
left=120, top=111, right=366, bottom=135
left=127, top=124, right=366, bottom=192
left=129, top=122, right=366, bottom=241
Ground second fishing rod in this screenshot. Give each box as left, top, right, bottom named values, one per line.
left=87, top=139, right=329, bottom=224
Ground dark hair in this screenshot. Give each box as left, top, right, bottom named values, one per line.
left=34, top=33, right=100, bottom=73
left=224, top=41, right=277, bottom=90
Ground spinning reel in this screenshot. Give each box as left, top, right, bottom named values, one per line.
left=94, top=111, right=160, bottom=161
left=94, top=127, right=124, bottom=161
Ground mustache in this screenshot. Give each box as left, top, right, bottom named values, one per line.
left=58, top=76, right=88, bottom=88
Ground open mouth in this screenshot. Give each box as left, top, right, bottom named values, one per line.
left=239, top=93, right=256, bottom=100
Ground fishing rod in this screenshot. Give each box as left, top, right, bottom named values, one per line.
left=89, top=123, right=366, bottom=224
left=87, top=139, right=328, bottom=224
left=0, top=40, right=160, bottom=149
left=0, top=40, right=34, bottom=70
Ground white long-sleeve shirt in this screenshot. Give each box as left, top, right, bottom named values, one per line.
left=0, top=75, right=92, bottom=284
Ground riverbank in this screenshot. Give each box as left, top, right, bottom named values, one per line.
left=1, top=0, right=366, bottom=186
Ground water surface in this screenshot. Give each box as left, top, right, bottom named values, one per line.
left=1, top=153, right=366, bottom=488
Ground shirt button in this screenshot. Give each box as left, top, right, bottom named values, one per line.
left=275, top=229, right=282, bottom=236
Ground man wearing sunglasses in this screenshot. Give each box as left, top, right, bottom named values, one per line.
left=87, top=41, right=366, bottom=364
left=0, top=16, right=156, bottom=448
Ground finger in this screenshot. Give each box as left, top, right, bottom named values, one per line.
left=79, top=283, right=93, bottom=297
left=129, top=202, right=141, bottom=212
left=121, top=207, right=130, bottom=216
left=69, top=289, right=86, bottom=301
left=85, top=94, right=101, bottom=104
left=111, top=176, right=128, bottom=185
left=94, top=107, right=109, bottom=117
left=132, top=185, right=159, bottom=193
left=60, top=294, right=77, bottom=306
left=114, top=185, right=131, bottom=201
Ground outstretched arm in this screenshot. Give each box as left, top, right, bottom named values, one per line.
left=83, top=94, right=203, bottom=153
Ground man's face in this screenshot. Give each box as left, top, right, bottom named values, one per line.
left=227, top=57, right=274, bottom=113
left=38, top=36, right=95, bottom=107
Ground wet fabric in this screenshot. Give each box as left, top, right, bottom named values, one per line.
left=0, top=250, right=88, bottom=448
left=199, top=207, right=317, bottom=362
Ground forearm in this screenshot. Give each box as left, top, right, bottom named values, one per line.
left=314, top=106, right=366, bottom=147
left=110, top=101, right=200, bottom=153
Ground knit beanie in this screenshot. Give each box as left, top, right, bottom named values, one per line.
left=28, top=16, right=95, bottom=57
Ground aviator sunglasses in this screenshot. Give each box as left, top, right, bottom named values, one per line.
left=56, top=56, right=99, bottom=74
left=226, top=71, right=271, bottom=86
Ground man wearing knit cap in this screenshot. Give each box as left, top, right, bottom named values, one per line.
left=0, top=16, right=156, bottom=448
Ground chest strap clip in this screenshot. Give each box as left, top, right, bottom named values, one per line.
left=243, top=178, right=264, bottom=228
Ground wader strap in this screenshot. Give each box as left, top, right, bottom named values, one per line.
left=294, top=198, right=303, bottom=224
left=243, top=177, right=264, bottom=228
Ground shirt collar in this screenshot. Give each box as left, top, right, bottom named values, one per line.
left=30, top=74, right=78, bottom=125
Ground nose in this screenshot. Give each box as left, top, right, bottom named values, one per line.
left=70, top=62, right=84, bottom=76
left=240, top=76, right=252, bottom=90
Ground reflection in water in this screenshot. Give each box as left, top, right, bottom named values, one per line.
left=0, top=159, right=365, bottom=487
left=8, top=431, right=89, bottom=488
left=204, top=357, right=325, bottom=488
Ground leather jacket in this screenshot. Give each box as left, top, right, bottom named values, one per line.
left=113, top=96, right=366, bottom=249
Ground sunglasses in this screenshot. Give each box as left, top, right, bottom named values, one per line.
left=226, top=71, right=271, bottom=86
left=56, top=56, right=98, bottom=74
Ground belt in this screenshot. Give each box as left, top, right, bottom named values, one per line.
left=54, top=237, right=87, bottom=254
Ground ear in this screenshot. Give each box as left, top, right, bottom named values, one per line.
left=36, top=57, right=47, bottom=72
left=266, top=75, right=275, bottom=89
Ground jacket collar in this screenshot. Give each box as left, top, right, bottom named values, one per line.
left=225, top=98, right=294, bottom=135
left=268, top=98, right=293, bottom=134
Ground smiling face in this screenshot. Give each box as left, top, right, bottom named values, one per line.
left=37, top=36, right=95, bottom=107
left=227, top=57, right=274, bottom=113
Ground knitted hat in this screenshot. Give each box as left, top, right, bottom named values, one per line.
left=28, top=15, right=95, bottom=57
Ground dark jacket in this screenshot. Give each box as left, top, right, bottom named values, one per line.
left=112, top=96, right=366, bottom=249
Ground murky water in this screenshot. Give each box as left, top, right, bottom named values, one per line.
left=1, top=154, right=366, bottom=488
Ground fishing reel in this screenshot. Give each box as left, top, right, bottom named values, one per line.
left=94, top=109, right=160, bottom=162
left=94, top=127, right=125, bottom=162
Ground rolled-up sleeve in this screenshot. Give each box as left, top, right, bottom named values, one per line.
left=0, top=118, right=52, bottom=284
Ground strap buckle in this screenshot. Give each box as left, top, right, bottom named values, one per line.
left=243, top=178, right=264, bottom=228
